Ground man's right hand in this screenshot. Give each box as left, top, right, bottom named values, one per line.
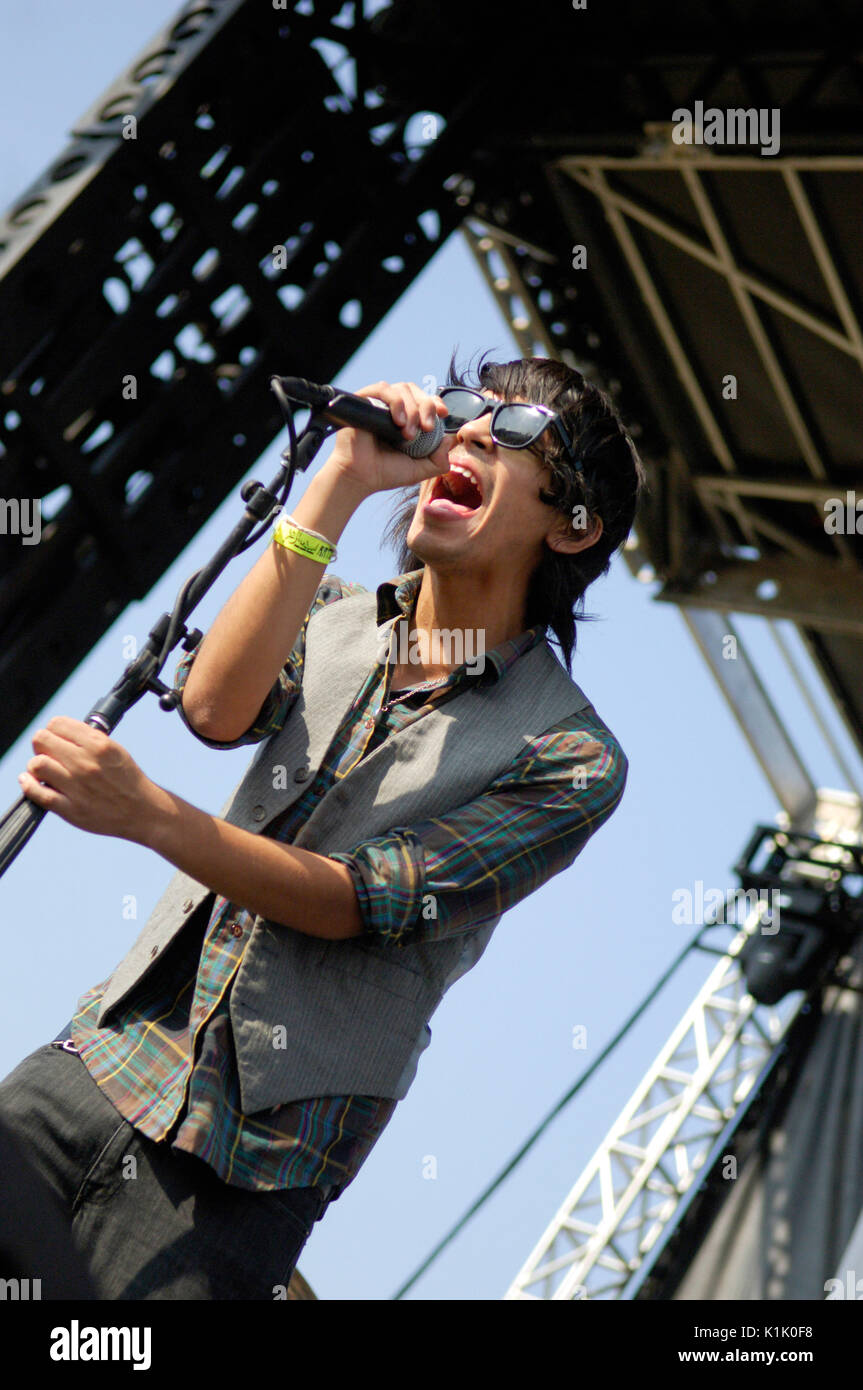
left=180, top=378, right=452, bottom=745
left=325, top=379, right=452, bottom=496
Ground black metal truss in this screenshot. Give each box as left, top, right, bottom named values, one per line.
left=0, top=0, right=477, bottom=754
left=446, top=0, right=863, bottom=770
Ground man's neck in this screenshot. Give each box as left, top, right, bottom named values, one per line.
left=391, top=565, right=531, bottom=683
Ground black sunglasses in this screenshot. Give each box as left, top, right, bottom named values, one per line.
left=439, top=387, right=583, bottom=473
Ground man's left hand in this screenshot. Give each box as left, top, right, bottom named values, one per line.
left=18, top=716, right=162, bottom=842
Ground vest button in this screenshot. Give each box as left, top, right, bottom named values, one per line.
left=293, top=765, right=311, bottom=783
left=182, top=898, right=194, bottom=913
left=251, top=805, right=266, bottom=821
left=150, top=946, right=159, bottom=959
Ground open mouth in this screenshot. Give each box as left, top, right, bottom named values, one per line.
left=427, top=463, right=484, bottom=516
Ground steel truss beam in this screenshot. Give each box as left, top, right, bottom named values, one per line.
left=560, top=156, right=860, bottom=562
left=0, top=0, right=472, bottom=754
left=658, top=554, right=863, bottom=637
left=505, top=912, right=793, bottom=1300
left=679, top=609, right=816, bottom=825
left=459, top=106, right=863, bottom=759
left=505, top=818, right=863, bottom=1300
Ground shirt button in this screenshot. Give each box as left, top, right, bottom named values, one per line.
left=251, top=805, right=266, bottom=821
left=293, top=765, right=310, bottom=783
left=230, top=923, right=243, bottom=938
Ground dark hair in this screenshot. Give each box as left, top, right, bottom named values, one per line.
left=382, top=349, right=648, bottom=670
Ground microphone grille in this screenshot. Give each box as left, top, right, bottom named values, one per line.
left=400, top=414, right=445, bottom=458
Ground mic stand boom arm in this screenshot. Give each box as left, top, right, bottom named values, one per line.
left=0, top=394, right=333, bottom=881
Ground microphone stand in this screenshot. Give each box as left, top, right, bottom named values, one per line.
left=0, top=381, right=334, bottom=881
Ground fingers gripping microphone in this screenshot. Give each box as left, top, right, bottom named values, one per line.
left=272, top=377, right=445, bottom=458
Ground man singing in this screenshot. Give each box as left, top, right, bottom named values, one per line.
left=0, top=352, right=645, bottom=1298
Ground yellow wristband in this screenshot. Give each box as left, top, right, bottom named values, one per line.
left=272, top=516, right=337, bottom=565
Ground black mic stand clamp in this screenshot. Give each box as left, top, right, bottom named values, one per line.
left=85, top=477, right=271, bottom=735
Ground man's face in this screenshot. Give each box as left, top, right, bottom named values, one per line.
left=406, top=393, right=561, bottom=584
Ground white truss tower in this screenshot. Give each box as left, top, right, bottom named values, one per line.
left=504, top=904, right=793, bottom=1300
left=504, top=796, right=862, bottom=1301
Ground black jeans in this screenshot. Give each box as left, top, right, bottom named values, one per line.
left=0, top=1037, right=331, bottom=1299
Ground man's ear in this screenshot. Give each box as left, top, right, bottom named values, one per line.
left=546, top=509, right=603, bottom=556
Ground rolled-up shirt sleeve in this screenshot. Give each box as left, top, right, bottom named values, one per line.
left=329, top=716, right=628, bottom=946
left=172, top=574, right=365, bottom=750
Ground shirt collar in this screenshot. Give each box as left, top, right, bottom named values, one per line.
left=375, top=570, right=547, bottom=685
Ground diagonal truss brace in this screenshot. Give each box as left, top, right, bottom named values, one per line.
left=559, top=155, right=863, bottom=569
left=504, top=905, right=795, bottom=1301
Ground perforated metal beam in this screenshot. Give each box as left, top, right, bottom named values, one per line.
left=0, top=0, right=471, bottom=752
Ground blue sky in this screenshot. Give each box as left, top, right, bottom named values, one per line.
left=2, top=1, right=862, bottom=1301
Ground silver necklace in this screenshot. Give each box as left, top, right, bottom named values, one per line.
left=380, top=673, right=450, bottom=714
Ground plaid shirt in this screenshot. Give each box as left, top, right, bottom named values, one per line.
left=70, top=571, right=628, bottom=1197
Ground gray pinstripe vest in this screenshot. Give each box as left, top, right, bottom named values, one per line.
left=95, top=587, right=594, bottom=1113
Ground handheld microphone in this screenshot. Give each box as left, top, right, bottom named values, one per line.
left=271, top=376, right=446, bottom=458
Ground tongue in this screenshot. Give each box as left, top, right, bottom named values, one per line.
left=427, top=496, right=476, bottom=518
